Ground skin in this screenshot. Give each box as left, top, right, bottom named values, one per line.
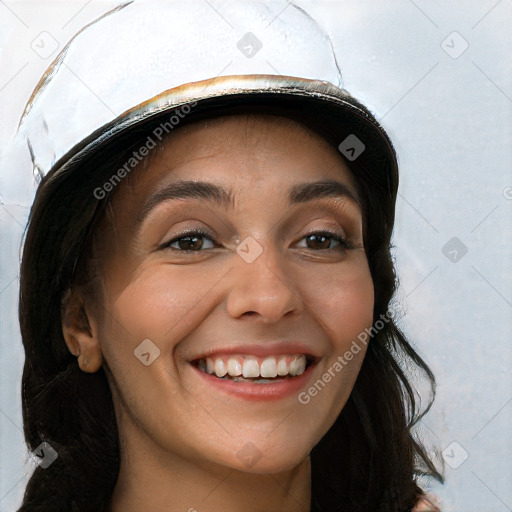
left=62, top=114, right=375, bottom=512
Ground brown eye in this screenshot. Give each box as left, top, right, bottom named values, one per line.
left=298, top=231, right=352, bottom=251
left=162, top=230, right=217, bottom=252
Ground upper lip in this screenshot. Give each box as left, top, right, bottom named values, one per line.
left=188, top=341, right=321, bottom=363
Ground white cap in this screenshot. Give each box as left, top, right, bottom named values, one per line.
left=19, top=1, right=341, bottom=175
left=5, top=0, right=397, bottom=204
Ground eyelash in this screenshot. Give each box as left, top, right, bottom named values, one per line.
left=160, top=228, right=353, bottom=253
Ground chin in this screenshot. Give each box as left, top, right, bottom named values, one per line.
left=213, top=436, right=313, bottom=475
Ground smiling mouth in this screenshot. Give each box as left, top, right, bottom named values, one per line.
left=191, top=354, right=317, bottom=383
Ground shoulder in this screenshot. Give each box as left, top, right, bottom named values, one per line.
left=411, top=492, right=442, bottom=511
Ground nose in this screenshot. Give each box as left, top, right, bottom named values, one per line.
left=225, top=241, right=301, bottom=323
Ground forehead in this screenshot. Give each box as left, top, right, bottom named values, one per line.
left=117, top=113, right=358, bottom=201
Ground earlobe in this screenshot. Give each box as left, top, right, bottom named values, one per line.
left=61, top=287, right=103, bottom=372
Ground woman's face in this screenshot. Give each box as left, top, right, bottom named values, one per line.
left=84, top=114, right=374, bottom=474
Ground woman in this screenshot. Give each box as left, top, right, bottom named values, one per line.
left=16, top=1, right=442, bottom=510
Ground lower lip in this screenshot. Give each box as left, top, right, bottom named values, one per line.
left=190, top=362, right=317, bottom=401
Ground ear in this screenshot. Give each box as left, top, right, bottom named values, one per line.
left=61, top=287, right=103, bottom=373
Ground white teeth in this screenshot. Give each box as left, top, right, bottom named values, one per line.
left=199, top=354, right=309, bottom=379
left=276, top=357, right=288, bottom=376
left=289, top=356, right=306, bottom=376
left=260, top=357, right=278, bottom=378
left=226, top=358, right=242, bottom=377
left=214, top=359, right=227, bottom=377
left=242, top=358, right=260, bottom=378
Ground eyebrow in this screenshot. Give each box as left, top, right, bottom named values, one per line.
left=137, top=178, right=361, bottom=224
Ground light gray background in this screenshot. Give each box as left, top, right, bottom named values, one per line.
left=1, top=1, right=511, bottom=511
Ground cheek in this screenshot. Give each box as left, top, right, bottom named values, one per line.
left=95, top=266, right=204, bottom=435
left=302, top=258, right=374, bottom=350
left=96, top=262, right=226, bottom=398
left=104, top=264, right=206, bottom=339
left=290, top=258, right=374, bottom=446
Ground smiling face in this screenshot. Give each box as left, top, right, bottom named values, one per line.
left=65, top=114, right=374, bottom=477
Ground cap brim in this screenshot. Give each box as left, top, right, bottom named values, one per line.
left=48, top=74, right=398, bottom=199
